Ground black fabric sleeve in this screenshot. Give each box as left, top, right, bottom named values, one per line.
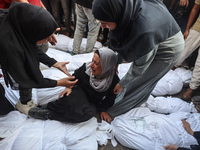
left=177, top=132, right=200, bottom=150
left=36, top=78, right=57, bottom=88
left=72, top=63, right=86, bottom=80
left=194, top=131, right=200, bottom=145
left=37, top=47, right=57, bottom=67
left=177, top=147, right=190, bottom=150
left=99, top=89, right=116, bottom=111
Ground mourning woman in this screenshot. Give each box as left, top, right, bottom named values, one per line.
left=28, top=48, right=119, bottom=123
left=92, top=0, right=185, bottom=117
left=0, top=2, right=77, bottom=116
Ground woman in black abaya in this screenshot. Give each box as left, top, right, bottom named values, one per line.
left=28, top=48, right=119, bottom=123
left=0, top=2, right=77, bottom=116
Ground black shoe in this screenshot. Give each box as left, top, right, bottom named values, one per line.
left=100, top=39, right=108, bottom=45
left=28, top=107, right=50, bottom=120
left=38, top=104, right=48, bottom=109
left=191, top=96, right=200, bottom=105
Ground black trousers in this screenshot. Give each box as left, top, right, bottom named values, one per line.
left=19, top=87, right=32, bottom=104
left=47, top=85, right=96, bottom=123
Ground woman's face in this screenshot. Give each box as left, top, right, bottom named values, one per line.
left=98, top=20, right=116, bottom=30
left=36, top=34, right=53, bottom=45
left=90, top=53, right=102, bottom=76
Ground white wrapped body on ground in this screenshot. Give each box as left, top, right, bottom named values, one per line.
left=0, top=111, right=99, bottom=150
left=111, top=107, right=199, bottom=150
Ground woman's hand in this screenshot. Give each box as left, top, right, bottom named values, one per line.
left=58, top=88, right=72, bottom=99
left=100, top=111, right=112, bottom=123
left=49, top=34, right=57, bottom=45
left=52, top=62, right=71, bottom=76
left=48, top=28, right=60, bottom=45
left=57, top=76, right=78, bottom=88
left=183, top=30, right=189, bottom=40
left=113, top=83, right=123, bottom=94
left=179, top=0, right=189, bottom=7
left=163, top=144, right=178, bottom=150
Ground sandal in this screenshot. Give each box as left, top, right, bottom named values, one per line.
left=195, top=104, right=200, bottom=113
left=181, top=88, right=194, bottom=102
left=191, top=96, right=200, bottom=105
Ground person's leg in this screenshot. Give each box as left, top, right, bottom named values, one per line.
left=41, top=0, right=51, bottom=12
left=29, top=85, right=96, bottom=123
left=72, top=0, right=76, bottom=29
left=49, top=0, right=61, bottom=27
left=182, top=48, right=200, bottom=101
left=107, top=31, right=184, bottom=117
left=16, top=87, right=35, bottom=115
left=175, top=29, right=200, bottom=67
left=73, top=4, right=87, bottom=54
left=61, top=0, right=71, bottom=35
left=190, top=48, right=200, bottom=90
left=83, top=7, right=100, bottom=53
left=19, top=87, right=32, bottom=104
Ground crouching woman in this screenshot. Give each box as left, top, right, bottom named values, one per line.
left=28, top=48, right=119, bottom=123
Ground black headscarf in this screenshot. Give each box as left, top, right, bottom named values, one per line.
left=0, top=2, right=58, bottom=88
left=92, top=0, right=180, bottom=62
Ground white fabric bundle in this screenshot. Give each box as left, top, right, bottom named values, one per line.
left=111, top=107, right=199, bottom=150
left=49, top=34, right=103, bottom=53
left=117, top=63, right=132, bottom=80
left=40, top=48, right=72, bottom=70
left=0, top=111, right=99, bottom=150
left=146, top=95, right=197, bottom=114
left=68, top=38, right=102, bottom=53
left=152, top=70, right=183, bottom=96
left=67, top=53, right=93, bottom=71
left=49, top=34, right=72, bottom=52
left=174, top=67, right=192, bottom=87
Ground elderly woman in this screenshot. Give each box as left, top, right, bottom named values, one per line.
left=28, top=48, right=119, bottom=123
left=0, top=2, right=77, bottom=116
left=92, top=0, right=185, bottom=117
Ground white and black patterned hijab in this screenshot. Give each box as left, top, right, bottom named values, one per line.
left=85, top=47, right=117, bottom=92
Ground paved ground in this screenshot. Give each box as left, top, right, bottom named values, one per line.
left=97, top=86, right=200, bottom=150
